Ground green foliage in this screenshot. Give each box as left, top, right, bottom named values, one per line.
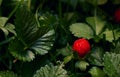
left=0, top=17, right=16, bottom=37
left=1, top=0, right=120, bottom=77
left=111, top=42, right=120, bottom=53
left=0, top=0, right=2, bottom=6
left=89, top=67, right=106, bottom=77
left=9, top=7, right=55, bottom=61
left=0, top=71, right=19, bottom=77
left=61, top=0, right=78, bottom=9
left=86, top=17, right=106, bottom=35
left=69, top=23, right=94, bottom=39
left=101, top=29, right=120, bottom=42
left=33, top=63, right=68, bottom=77
left=88, top=46, right=104, bottom=66
left=87, top=0, right=108, bottom=5
left=103, top=52, right=120, bottom=77
left=75, top=61, right=89, bottom=71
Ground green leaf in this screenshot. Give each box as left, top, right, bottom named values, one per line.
left=0, top=0, right=2, bottom=6
left=89, top=67, right=106, bottom=77
left=69, top=23, right=94, bottom=39
left=14, top=7, right=38, bottom=45
left=0, top=17, right=9, bottom=36
left=103, top=52, right=120, bottom=77
left=56, top=44, right=73, bottom=56
left=9, top=6, right=55, bottom=61
left=33, top=63, right=68, bottom=77
left=0, top=17, right=16, bottom=36
left=111, top=42, right=120, bottom=54
left=0, top=71, right=19, bottom=77
left=88, top=46, right=104, bottom=66
left=101, top=29, right=120, bottom=42
left=9, top=39, right=35, bottom=62
left=0, top=17, right=8, bottom=27
left=87, top=0, right=108, bottom=5
left=0, top=27, right=9, bottom=36
left=30, top=29, right=55, bottom=55
left=64, top=54, right=73, bottom=64
left=86, top=17, right=106, bottom=35
left=75, top=61, right=89, bottom=71
left=5, top=23, right=16, bottom=36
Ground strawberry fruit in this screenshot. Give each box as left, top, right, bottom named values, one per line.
left=72, top=38, right=90, bottom=58
left=114, top=8, right=120, bottom=23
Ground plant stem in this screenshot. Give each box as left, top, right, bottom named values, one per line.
left=7, top=2, right=20, bottom=21
left=58, top=0, right=62, bottom=21
left=0, top=37, right=14, bottom=46
left=94, top=0, right=98, bottom=35
left=27, top=0, right=31, bottom=11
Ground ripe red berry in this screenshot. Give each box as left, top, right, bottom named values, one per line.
left=72, top=38, right=90, bottom=58
left=114, top=8, right=120, bottom=23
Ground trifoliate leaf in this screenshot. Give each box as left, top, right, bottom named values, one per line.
left=103, top=52, right=120, bottom=77
left=69, top=23, right=94, bottom=39
left=33, top=63, right=68, bottom=77
left=9, top=6, right=55, bottom=61
left=89, top=67, right=106, bottom=77
left=0, top=71, right=19, bottom=77
left=86, top=17, right=106, bottom=35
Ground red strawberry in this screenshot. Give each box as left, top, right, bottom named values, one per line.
left=114, top=8, right=120, bottom=23
left=72, top=38, right=90, bottom=58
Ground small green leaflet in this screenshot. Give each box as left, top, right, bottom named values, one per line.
left=33, top=63, right=68, bottom=77
left=0, top=17, right=9, bottom=36
left=0, top=17, right=8, bottom=27
left=0, top=17, right=16, bottom=36
left=69, top=23, right=94, bottom=39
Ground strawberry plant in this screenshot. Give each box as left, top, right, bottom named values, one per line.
left=0, top=0, right=120, bottom=77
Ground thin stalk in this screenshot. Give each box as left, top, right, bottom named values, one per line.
left=27, top=0, right=31, bottom=11
left=58, top=0, right=62, bottom=21
left=0, top=37, right=14, bottom=46
left=58, top=0, right=69, bottom=35
left=35, top=4, right=43, bottom=27
left=110, top=24, right=116, bottom=46
left=7, top=2, right=20, bottom=21
left=94, top=0, right=98, bottom=35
